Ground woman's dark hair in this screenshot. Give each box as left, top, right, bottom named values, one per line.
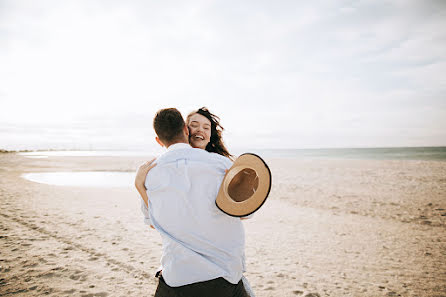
left=187, top=107, right=233, bottom=159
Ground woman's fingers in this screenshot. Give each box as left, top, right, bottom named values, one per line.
left=135, top=158, right=157, bottom=187
left=147, top=162, right=157, bottom=171
left=145, top=158, right=156, bottom=165
left=140, top=157, right=155, bottom=165
left=138, top=158, right=157, bottom=171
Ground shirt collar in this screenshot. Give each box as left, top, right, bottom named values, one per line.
left=167, top=142, right=191, bottom=151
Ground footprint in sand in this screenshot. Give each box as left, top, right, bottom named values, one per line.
left=23, top=261, right=38, bottom=268
left=70, top=274, right=81, bottom=280
left=69, top=270, right=86, bottom=281
left=81, top=292, right=108, bottom=297
left=41, top=272, right=56, bottom=278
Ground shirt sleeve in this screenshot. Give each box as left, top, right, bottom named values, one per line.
left=140, top=196, right=153, bottom=226
left=220, top=155, right=233, bottom=170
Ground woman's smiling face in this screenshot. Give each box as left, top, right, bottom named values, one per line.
left=188, top=113, right=211, bottom=149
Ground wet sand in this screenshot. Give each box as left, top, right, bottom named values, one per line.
left=0, top=153, right=445, bottom=296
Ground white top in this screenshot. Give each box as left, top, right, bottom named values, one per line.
left=140, top=143, right=246, bottom=287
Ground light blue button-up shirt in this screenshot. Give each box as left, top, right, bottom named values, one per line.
left=140, top=143, right=246, bottom=287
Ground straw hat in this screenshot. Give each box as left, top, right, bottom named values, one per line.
left=216, top=153, right=271, bottom=217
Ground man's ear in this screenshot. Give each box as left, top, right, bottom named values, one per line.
left=183, top=125, right=189, bottom=137
left=155, top=137, right=164, bottom=147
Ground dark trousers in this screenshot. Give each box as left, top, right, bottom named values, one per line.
left=154, top=276, right=249, bottom=297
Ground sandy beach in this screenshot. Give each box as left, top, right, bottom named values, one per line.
left=0, top=153, right=445, bottom=297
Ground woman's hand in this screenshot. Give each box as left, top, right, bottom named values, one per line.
left=135, top=158, right=157, bottom=191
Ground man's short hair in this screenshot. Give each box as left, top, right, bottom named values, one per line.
left=153, top=108, right=186, bottom=144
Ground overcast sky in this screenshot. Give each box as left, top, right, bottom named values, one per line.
left=1, top=0, right=445, bottom=151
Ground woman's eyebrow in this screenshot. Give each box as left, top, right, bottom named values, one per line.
left=190, top=120, right=210, bottom=127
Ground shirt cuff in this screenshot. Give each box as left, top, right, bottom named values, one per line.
left=140, top=196, right=153, bottom=226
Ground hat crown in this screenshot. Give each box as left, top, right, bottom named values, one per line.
left=226, top=167, right=259, bottom=203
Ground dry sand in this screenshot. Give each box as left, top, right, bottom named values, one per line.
left=0, top=153, right=445, bottom=297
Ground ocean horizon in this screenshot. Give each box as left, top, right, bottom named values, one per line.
left=9, top=146, right=446, bottom=161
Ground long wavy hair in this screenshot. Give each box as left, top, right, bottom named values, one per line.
left=187, top=107, right=233, bottom=159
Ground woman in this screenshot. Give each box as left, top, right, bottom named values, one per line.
left=186, top=107, right=232, bottom=158
left=135, top=107, right=255, bottom=297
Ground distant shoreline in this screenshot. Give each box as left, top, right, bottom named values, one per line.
left=2, top=146, right=446, bottom=153
left=5, top=147, right=446, bottom=161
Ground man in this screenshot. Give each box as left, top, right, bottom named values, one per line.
left=138, top=108, right=249, bottom=297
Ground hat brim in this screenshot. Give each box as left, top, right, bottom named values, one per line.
left=216, top=153, right=271, bottom=217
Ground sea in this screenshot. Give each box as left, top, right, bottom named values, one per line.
left=18, top=147, right=446, bottom=187
left=18, top=147, right=446, bottom=161
left=245, top=147, right=446, bottom=161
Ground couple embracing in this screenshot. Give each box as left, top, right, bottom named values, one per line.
left=135, top=107, right=257, bottom=297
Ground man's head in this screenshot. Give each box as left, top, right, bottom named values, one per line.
left=153, top=108, right=189, bottom=147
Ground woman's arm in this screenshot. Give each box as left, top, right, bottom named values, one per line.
left=135, top=159, right=157, bottom=229
left=135, top=158, right=157, bottom=206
